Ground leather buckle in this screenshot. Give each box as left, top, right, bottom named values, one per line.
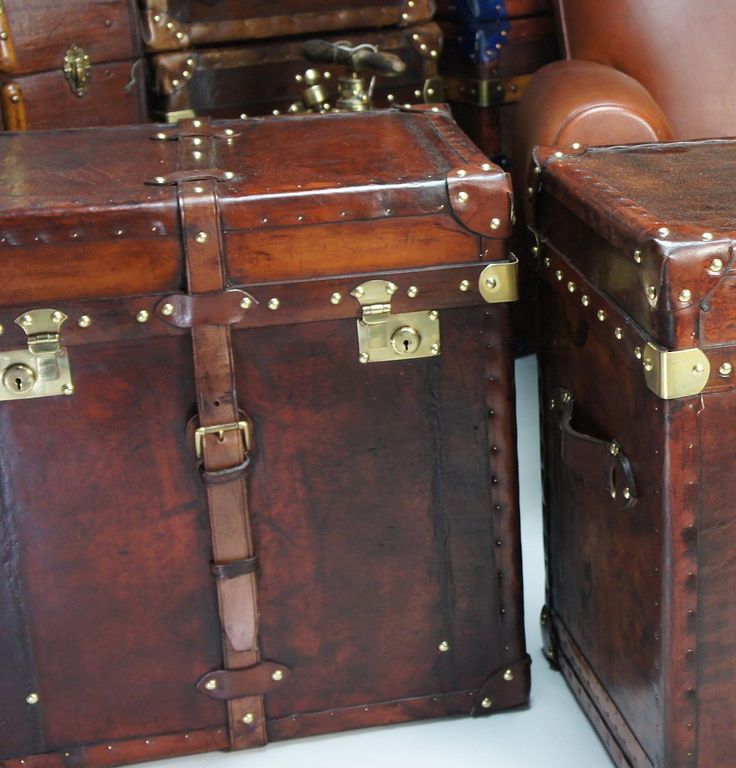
left=194, top=421, right=251, bottom=460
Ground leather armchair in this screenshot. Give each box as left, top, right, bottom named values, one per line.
left=514, top=0, right=736, bottom=188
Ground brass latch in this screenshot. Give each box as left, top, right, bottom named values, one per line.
left=0, top=309, right=74, bottom=401
left=63, top=44, right=91, bottom=97
left=641, top=343, right=710, bottom=400
left=194, top=421, right=251, bottom=460
left=351, top=279, right=440, bottom=364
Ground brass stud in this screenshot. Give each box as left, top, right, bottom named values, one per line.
left=456, top=191, right=469, bottom=204
left=268, top=298, right=280, bottom=310
left=719, top=363, right=733, bottom=377
left=609, top=443, right=619, bottom=457
left=204, top=679, right=218, bottom=691
left=0, top=324, right=4, bottom=335
left=702, top=232, right=714, bottom=241
left=553, top=151, right=564, bottom=158
left=225, top=128, right=235, bottom=137
left=571, top=142, right=582, bottom=150
left=709, top=258, right=724, bottom=273
left=358, top=352, right=369, bottom=364
left=456, top=169, right=467, bottom=177
left=330, top=292, right=342, bottom=305
left=242, top=713, right=254, bottom=725
left=643, top=358, right=654, bottom=372
left=657, top=227, right=670, bottom=238
left=62, top=384, right=74, bottom=396
left=172, top=79, right=180, bottom=88
left=633, top=250, right=642, bottom=264
left=597, top=309, right=607, bottom=321
left=192, top=150, right=202, bottom=160
left=194, top=231, right=208, bottom=244
left=481, top=698, right=493, bottom=709
left=486, top=277, right=497, bottom=290
left=647, top=286, right=658, bottom=302
left=161, top=303, right=174, bottom=316
left=192, top=137, right=202, bottom=147
left=459, top=280, right=470, bottom=292
left=581, top=295, right=590, bottom=307
left=438, top=640, right=450, bottom=652
left=407, top=286, right=419, bottom=298
left=623, top=488, right=631, bottom=500
left=136, top=310, right=150, bottom=323
left=614, top=327, right=623, bottom=340
left=610, top=488, right=617, bottom=499
left=692, top=363, right=705, bottom=376
left=402, top=12, right=409, bottom=19
left=114, top=229, right=124, bottom=237
left=567, top=281, right=576, bottom=293
left=272, top=670, right=284, bottom=682
left=490, top=217, right=501, bottom=230
left=153, top=176, right=166, bottom=185
left=51, top=311, right=64, bottom=324
left=21, top=314, right=33, bottom=327
left=224, top=171, right=235, bottom=180
left=430, top=343, right=440, bottom=355
left=543, top=257, right=551, bottom=268
left=153, top=14, right=161, bottom=22
left=634, top=347, right=642, bottom=360
left=154, top=132, right=167, bottom=140
left=555, top=270, right=563, bottom=281
left=428, top=310, right=439, bottom=321
left=26, top=693, right=39, bottom=705
left=240, top=296, right=252, bottom=310
left=385, top=283, right=398, bottom=296
left=78, top=315, right=92, bottom=328
left=481, top=163, right=491, bottom=171
left=187, top=58, right=195, bottom=67
left=166, top=21, right=174, bottom=30
left=353, top=286, right=365, bottom=298
left=192, top=119, right=202, bottom=128
left=503, top=669, right=514, bottom=682
left=194, top=186, right=204, bottom=194
left=678, top=289, right=692, bottom=303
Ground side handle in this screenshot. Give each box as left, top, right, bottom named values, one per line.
left=0, top=0, right=16, bottom=72
left=553, top=389, right=637, bottom=509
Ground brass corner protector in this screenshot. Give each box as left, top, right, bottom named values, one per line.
left=479, top=256, right=519, bottom=303
left=641, top=343, right=710, bottom=400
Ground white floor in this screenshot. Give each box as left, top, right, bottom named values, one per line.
left=138, top=356, right=612, bottom=768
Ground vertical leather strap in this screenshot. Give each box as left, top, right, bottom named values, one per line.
left=175, top=119, right=267, bottom=749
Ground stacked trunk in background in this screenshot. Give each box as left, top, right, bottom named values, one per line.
left=139, top=1, right=443, bottom=120
left=0, top=0, right=147, bottom=131
left=436, top=0, right=558, bottom=167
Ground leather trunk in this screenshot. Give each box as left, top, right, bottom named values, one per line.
left=139, top=0, right=435, bottom=52
left=0, top=106, right=529, bottom=768
left=0, top=0, right=146, bottom=130
left=148, top=23, right=442, bottom=121
left=438, top=4, right=558, bottom=166
left=532, top=139, right=736, bottom=767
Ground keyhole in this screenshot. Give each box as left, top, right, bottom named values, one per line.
left=403, top=339, right=410, bottom=352
left=14, top=377, right=23, bottom=392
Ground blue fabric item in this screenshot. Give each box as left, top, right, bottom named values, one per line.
left=455, top=0, right=508, bottom=22
left=455, top=18, right=512, bottom=63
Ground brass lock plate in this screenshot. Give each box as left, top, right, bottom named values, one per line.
left=356, top=309, right=440, bottom=364
left=63, top=44, right=91, bottom=97
left=0, top=309, right=74, bottom=402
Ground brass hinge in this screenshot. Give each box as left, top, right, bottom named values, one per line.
left=351, top=279, right=441, bottom=364
left=641, top=343, right=710, bottom=400
left=479, top=256, right=519, bottom=303
left=0, top=309, right=74, bottom=401
left=443, top=74, right=532, bottom=108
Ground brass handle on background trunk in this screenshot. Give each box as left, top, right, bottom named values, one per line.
left=553, top=389, right=638, bottom=509
left=0, top=0, right=16, bottom=72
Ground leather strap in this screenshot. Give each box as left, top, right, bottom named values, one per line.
left=211, top=556, right=258, bottom=580
left=175, top=118, right=267, bottom=749
left=196, top=662, right=291, bottom=700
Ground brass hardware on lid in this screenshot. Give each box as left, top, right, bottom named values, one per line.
left=641, top=343, right=710, bottom=400
left=0, top=309, right=73, bottom=401
left=63, top=45, right=91, bottom=97
left=350, top=279, right=440, bottom=364
left=479, top=256, right=519, bottom=303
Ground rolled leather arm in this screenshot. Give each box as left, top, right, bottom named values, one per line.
left=512, top=59, right=673, bottom=198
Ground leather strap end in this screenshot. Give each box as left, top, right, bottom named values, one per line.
left=156, top=289, right=254, bottom=328
left=197, top=661, right=291, bottom=700
left=211, top=556, right=258, bottom=580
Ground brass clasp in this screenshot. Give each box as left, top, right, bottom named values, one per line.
left=194, top=421, right=251, bottom=460
left=63, top=44, right=91, bottom=97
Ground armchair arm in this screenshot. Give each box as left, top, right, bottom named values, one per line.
left=512, top=59, right=673, bottom=200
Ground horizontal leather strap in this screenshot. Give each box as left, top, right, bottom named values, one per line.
left=211, top=556, right=258, bottom=580
left=197, top=661, right=291, bottom=700
left=201, top=456, right=251, bottom=484
left=156, top=290, right=254, bottom=328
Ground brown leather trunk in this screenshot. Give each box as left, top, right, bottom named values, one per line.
left=139, top=0, right=435, bottom=52
left=440, top=13, right=558, bottom=165
left=532, top=139, right=736, bottom=767
left=0, top=107, right=528, bottom=768
left=149, top=23, right=442, bottom=121
left=0, top=0, right=146, bottom=130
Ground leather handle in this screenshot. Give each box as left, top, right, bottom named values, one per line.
left=0, top=82, right=25, bottom=130
left=555, top=389, right=638, bottom=509
left=0, top=1, right=16, bottom=73
left=301, top=39, right=406, bottom=76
